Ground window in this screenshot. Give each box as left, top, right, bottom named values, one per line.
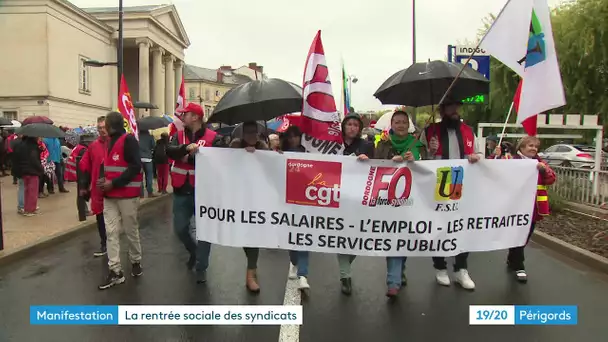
left=544, top=146, right=558, bottom=153
left=2, top=111, right=17, bottom=121
left=188, top=88, right=196, bottom=101
left=79, top=56, right=91, bottom=94
left=555, top=145, right=572, bottom=153
left=204, top=89, right=211, bottom=101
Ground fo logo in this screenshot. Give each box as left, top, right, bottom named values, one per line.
left=435, top=166, right=464, bottom=201
left=362, top=166, right=413, bottom=207
left=285, top=159, right=342, bottom=208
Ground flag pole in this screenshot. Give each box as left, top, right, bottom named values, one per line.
left=498, top=102, right=514, bottom=146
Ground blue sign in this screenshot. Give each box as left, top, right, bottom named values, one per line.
left=454, top=55, right=490, bottom=81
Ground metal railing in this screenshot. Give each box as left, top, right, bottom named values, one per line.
left=551, top=165, right=608, bottom=207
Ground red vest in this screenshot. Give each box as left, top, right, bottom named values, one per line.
left=104, top=134, right=143, bottom=198
left=425, top=123, right=475, bottom=157
left=536, top=177, right=550, bottom=217
left=65, top=145, right=87, bottom=182
left=6, top=134, right=17, bottom=153
left=171, top=129, right=217, bottom=189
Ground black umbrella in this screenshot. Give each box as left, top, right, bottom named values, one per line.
left=208, top=78, right=303, bottom=125
left=374, top=60, right=490, bottom=107
left=137, top=116, right=170, bottom=131
left=16, top=123, right=65, bottom=138
left=0, top=117, right=12, bottom=126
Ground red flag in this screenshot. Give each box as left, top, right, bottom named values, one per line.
left=513, top=79, right=537, bottom=136
left=117, top=75, right=139, bottom=140
left=301, top=30, right=342, bottom=143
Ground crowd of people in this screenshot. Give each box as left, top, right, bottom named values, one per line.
left=3, top=98, right=555, bottom=297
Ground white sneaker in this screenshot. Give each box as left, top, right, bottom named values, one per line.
left=288, top=263, right=298, bottom=279
left=454, top=269, right=475, bottom=290
left=435, top=269, right=451, bottom=286
left=515, top=270, right=528, bottom=283
left=298, top=276, right=310, bottom=289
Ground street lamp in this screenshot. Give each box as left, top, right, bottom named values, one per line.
left=82, top=0, right=123, bottom=96
left=348, top=75, right=358, bottom=113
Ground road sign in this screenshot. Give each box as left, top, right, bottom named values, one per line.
left=454, top=46, right=489, bottom=56
left=454, top=55, right=490, bottom=81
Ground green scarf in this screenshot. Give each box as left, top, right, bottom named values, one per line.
left=390, top=134, right=423, bottom=160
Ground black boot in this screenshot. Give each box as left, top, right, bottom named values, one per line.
left=340, top=278, right=352, bottom=295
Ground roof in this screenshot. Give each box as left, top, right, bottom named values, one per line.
left=184, top=64, right=252, bottom=85
left=83, top=5, right=170, bottom=14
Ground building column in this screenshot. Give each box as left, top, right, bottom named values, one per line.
left=174, top=60, right=184, bottom=100
left=150, top=46, right=165, bottom=117
left=136, top=38, right=151, bottom=118
left=164, top=55, right=176, bottom=115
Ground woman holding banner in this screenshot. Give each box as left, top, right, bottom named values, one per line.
left=374, top=110, right=424, bottom=298
left=229, top=121, right=270, bottom=293
left=337, top=114, right=374, bottom=295
left=494, top=136, right=556, bottom=283
left=282, top=126, right=312, bottom=291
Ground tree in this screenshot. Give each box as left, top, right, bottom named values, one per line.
left=462, top=0, right=608, bottom=133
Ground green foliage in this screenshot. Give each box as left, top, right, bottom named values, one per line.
left=461, top=0, right=608, bottom=133
left=548, top=187, right=566, bottom=213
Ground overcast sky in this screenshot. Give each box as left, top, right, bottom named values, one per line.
left=71, top=0, right=563, bottom=112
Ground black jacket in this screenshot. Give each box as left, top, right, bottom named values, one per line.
left=166, top=127, right=223, bottom=195
left=153, top=138, right=169, bottom=164
left=343, top=138, right=374, bottom=157
left=12, top=138, right=44, bottom=177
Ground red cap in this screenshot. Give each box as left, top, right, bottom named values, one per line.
left=177, top=103, right=204, bottom=117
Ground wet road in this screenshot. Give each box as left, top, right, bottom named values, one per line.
left=0, top=199, right=607, bottom=342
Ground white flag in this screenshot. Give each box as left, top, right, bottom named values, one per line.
left=479, top=0, right=565, bottom=129
left=479, top=0, right=533, bottom=77
left=519, top=0, right=566, bottom=122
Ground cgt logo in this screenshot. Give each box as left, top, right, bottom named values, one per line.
left=285, top=159, right=342, bottom=208
left=362, top=166, right=413, bottom=207
left=434, top=166, right=464, bottom=212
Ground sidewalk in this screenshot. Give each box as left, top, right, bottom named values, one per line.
left=0, top=178, right=170, bottom=254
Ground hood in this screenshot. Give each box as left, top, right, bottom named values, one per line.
left=341, top=114, right=364, bottom=139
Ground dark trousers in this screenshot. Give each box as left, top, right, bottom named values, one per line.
left=39, top=174, right=53, bottom=193
left=54, top=162, right=66, bottom=190
left=173, top=194, right=211, bottom=273
left=96, top=213, right=107, bottom=249
left=433, top=253, right=469, bottom=271
left=243, top=248, right=259, bottom=270
left=507, top=222, right=536, bottom=270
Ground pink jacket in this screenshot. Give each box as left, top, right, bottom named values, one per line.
left=79, top=137, right=107, bottom=215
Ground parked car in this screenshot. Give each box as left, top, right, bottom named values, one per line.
left=539, top=144, right=606, bottom=169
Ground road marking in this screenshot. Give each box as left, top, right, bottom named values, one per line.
left=278, top=265, right=300, bottom=342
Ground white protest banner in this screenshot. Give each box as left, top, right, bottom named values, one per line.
left=195, top=149, right=538, bottom=257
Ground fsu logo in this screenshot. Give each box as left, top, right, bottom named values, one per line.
left=285, top=159, right=342, bottom=208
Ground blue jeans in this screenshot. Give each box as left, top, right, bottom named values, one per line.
left=140, top=162, right=154, bottom=195
left=386, top=257, right=407, bottom=289
left=172, top=194, right=211, bottom=274
left=289, top=251, right=309, bottom=277
left=17, top=178, right=24, bottom=209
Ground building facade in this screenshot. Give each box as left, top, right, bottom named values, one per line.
left=0, top=0, right=190, bottom=127
left=183, top=63, right=264, bottom=119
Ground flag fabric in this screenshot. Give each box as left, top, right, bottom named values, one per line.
left=341, top=62, right=350, bottom=117
left=518, top=0, right=566, bottom=129
left=170, top=75, right=186, bottom=143
left=480, top=0, right=566, bottom=137
left=117, top=74, right=139, bottom=140
left=512, top=79, right=538, bottom=136
left=301, top=30, right=342, bottom=145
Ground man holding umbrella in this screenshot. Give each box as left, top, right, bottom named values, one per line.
left=419, top=98, right=482, bottom=290
left=166, top=103, right=223, bottom=284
